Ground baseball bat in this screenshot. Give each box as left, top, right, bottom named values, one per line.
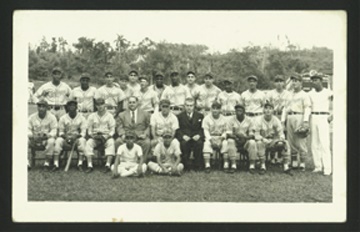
left=64, top=140, right=77, bottom=172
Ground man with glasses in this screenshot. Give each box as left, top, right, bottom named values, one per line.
left=34, top=67, right=72, bottom=120
left=197, top=73, right=221, bottom=116
left=134, top=76, right=159, bottom=114
left=161, top=71, right=191, bottom=115
left=85, top=98, right=116, bottom=173
left=184, top=71, right=201, bottom=108
left=95, top=71, right=126, bottom=117
left=115, top=96, right=151, bottom=162
left=241, top=75, right=267, bottom=121
left=175, top=97, right=205, bottom=171
left=69, top=73, right=97, bottom=118
left=218, top=78, right=242, bottom=117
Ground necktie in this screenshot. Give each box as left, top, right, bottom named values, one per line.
left=131, top=111, right=135, bottom=124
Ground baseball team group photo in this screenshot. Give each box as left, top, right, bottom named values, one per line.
left=16, top=11, right=345, bottom=208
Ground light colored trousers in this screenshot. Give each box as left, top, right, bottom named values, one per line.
left=286, top=114, right=308, bottom=162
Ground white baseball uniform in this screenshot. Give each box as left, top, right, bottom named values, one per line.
left=161, top=85, right=191, bottom=115
left=150, top=112, right=179, bottom=143
left=218, top=91, right=242, bottom=116
left=266, top=89, right=291, bottom=119
left=69, top=86, right=97, bottom=118
left=134, top=88, right=159, bottom=113
left=95, top=85, right=126, bottom=115
left=202, top=114, right=228, bottom=156
left=149, top=84, right=168, bottom=100
left=197, top=84, right=221, bottom=115
left=112, top=143, right=147, bottom=177
left=240, top=89, right=266, bottom=118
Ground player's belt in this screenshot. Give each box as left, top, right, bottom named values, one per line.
left=170, top=106, right=183, bottom=111
left=211, top=133, right=222, bottom=136
left=79, top=109, right=93, bottom=113
left=49, top=105, right=64, bottom=110
left=274, top=111, right=283, bottom=115
left=288, top=112, right=303, bottom=115
left=223, top=112, right=236, bottom=116
left=246, top=112, right=263, bottom=117
left=147, top=110, right=155, bottom=114
left=106, top=106, right=117, bottom=110
left=311, top=112, right=329, bottom=115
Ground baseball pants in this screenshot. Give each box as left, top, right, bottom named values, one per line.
left=286, top=114, right=308, bottom=162
left=28, top=137, right=56, bottom=157
left=203, top=137, right=228, bottom=159
left=256, top=139, right=291, bottom=165
left=49, top=108, right=66, bottom=121
left=311, top=115, right=332, bottom=174
left=53, top=137, right=87, bottom=156
left=227, top=139, right=257, bottom=162
left=148, top=161, right=184, bottom=174
left=111, top=162, right=147, bottom=177
left=86, top=138, right=115, bottom=156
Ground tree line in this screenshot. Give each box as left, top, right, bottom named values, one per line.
left=28, top=35, right=333, bottom=92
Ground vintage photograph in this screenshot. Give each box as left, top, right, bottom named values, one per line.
left=13, top=10, right=346, bottom=222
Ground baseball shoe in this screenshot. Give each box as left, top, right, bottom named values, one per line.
left=229, top=167, right=236, bottom=174
left=312, top=168, right=321, bottom=173
left=77, top=164, right=84, bottom=172
left=205, top=167, right=211, bottom=173
left=249, top=168, right=256, bottom=175
left=271, top=159, right=276, bottom=165
left=102, top=166, right=111, bottom=173
left=299, top=163, right=306, bottom=172
left=51, top=166, right=59, bottom=172
left=323, top=172, right=332, bottom=176
left=259, top=168, right=266, bottom=175
left=43, top=165, right=51, bottom=172
left=85, top=167, right=94, bottom=173
left=284, top=169, right=293, bottom=176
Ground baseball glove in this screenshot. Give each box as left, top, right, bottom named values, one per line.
left=94, top=133, right=106, bottom=148
left=273, top=140, right=286, bottom=151
left=210, top=136, right=223, bottom=150
left=295, top=125, right=310, bottom=138
left=234, top=132, right=247, bottom=147
left=31, top=134, right=46, bottom=150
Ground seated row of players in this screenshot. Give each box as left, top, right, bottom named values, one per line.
left=29, top=96, right=294, bottom=177
left=29, top=67, right=333, bottom=176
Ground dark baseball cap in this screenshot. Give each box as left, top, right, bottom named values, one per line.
left=154, top=72, right=164, bottom=79
left=186, top=71, right=196, bottom=76
left=139, top=76, right=149, bottom=82
left=159, top=99, right=171, bottom=106
left=37, top=99, right=48, bottom=107
left=264, top=102, right=274, bottom=109
left=290, top=74, right=302, bottom=81
left=52, top=67, right=62, bottom=74
left=95, top=98, right=106, bottom=105
left=162, top=129, right=173, bottom=137
left=274, top=75, right=284, bottom=82
left=79, top=72, right=91, bottom=81
left=247, top=75, right=258, bottom=81
left=104, top=71, right=113, bottom=77
left=204, top=73, right=214, bottom=79
left=129, top=70, right=138, bottom=76
left=234, top=104, right=245, bottom=111
left=125, top=130, right=137, bottom=139
left=211, top=101, right=222, bottom=109
left=223, top=78, right=233, bottom=84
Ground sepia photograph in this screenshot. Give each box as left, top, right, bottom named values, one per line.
left=12, top=10, right=347, bottom=222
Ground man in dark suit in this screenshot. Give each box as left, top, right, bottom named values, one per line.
left=175, top=97, right=205, bottom=171
left=115, top=96, right=151, bottom=162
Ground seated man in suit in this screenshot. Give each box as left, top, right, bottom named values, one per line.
left=175, top=97, right=205, bottom=171
left=115, top=96, right=151, bottom=162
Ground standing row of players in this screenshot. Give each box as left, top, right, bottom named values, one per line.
left=28, top=67, right=333, bottom=176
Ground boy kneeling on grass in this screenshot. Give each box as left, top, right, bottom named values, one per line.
left=148, top=129, right=184, bottom=176
left=111, top=131, right=147, bottom=178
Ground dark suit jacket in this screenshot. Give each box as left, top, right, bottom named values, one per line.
left=116, top=109, right=150, bottom=138
left=175, top=111, right=205, bottom=142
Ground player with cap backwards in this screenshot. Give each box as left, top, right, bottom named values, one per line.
left=240, top=75, right=267, bottom=121
left=308, top=72, right=333, bottom=176
left=85, top=98, right=116, bottom=173
left=225, top=104, right=257, bottom=173
left=253, top=102, right=292, bottom=175
left=34, top=67, right=72, bottom=120
left=111, top=131, right=147, bottom=178
left=161, top=71, right=191, bottom=115
left=218, top=78, right=242, bottom=117
left=149, top=72, right=168, bottom=100
left=134, top=76, right=159, bottom=114
left=197, top=73, right=221, bottom=116
left=127, top=70, right=141, bottom=94
left=69, top=72, right=97, bottom=118
left=150, top=99, right=179, bottom=151
left=202, top=101, right=228, bottom=173
left=281, top=74, right=311, bottom=171
left=148, top=129, right=184, bottom=176
left=28, top=100, right=57, bottom=171
left=184, top=71, right=202, bottom=108
left=94, top=71, right=126, bottom=117
left=265, top=75, right=291, bottom=164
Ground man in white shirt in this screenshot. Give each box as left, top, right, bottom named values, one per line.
left=127, top=70, right=141, bottom=94
left=218, top=78, right=242, bottom=117
left=69, top=73, right=97, bottom=118
left=134, top=76, right=159, bottom=114
left=309, top=73, right=333, bottom=175
left=281, top=74, right=312, bottom=171
left=111, top=131, right=147, bottom=178
left=34, top=67, right=72, bottom=120
left=149, top=72, right=168, bottom=100
left=197, top=73, right=221, bottom=116
left=184, top=71, right=201, bottom=108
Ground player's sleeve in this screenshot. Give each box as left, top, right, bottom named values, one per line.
left=260, top=91, right=266, bottom=106
left=202, top=116, right=211, bottom=140
left=34, top=84, right=45, bottom=102
left=28, top=116, right=34, bottom=137
left=116, top=145, right=123, bottom=156
left=108, top=115, right=116, bottom=137
left=65, top=83, right=72, bottom=99
left=173, top=139, right=182, bottom=157
left=94, top=88, right=102, bottom=99
left=274, top=117, right=285, bottom=140
left=184, top=86, right=191, bottom=99
left=49, top=114, right=58, bottom=138
left=171, top=115, right=179, bottom=132
left=58, top=117, right=65, bottom=136
left=87, top=115, right=94, bottom=136
left=136, top=144, right=143, bottom=158
left=303, top=92, right=312, bottom=122
left=247, top=119, right=256, bottom=137
left=225, top=118, right=233, bottom=135
left=160, top=88, right=169, bottom=101
left=117, top=88, right=126, bottom=102
left=152, top=91, right=160, bottom=110
left=153, top=143, right=161, bottom=158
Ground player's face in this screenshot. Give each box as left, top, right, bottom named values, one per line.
left=264, top=106, right=274, bottom=116
left=125, top=136, right=135, bottom=146
left=37, top=104, right=47, bottom=115
left=163, top=135, right=173, bottom=146
left=311, top=78, right=322, bottom=89
left=248, top=80, right=257, bottom=90
left=291, top=79, right=302, bottom=90
left=211, top=106, right=221, bottom=117
left=119, top=79, right=128, bottom=89
left=187, top=74, right=196, bottom=84
left=128, top=98, right=138, bottom=111
left=161, top=104, right=170, bottom=115
left=204, top=76, right=214, bottom=86
left=67, top=104, right=77, bottom=113
left=129, top=72, right=138, bottom=83
left=52, top=71, right=62, bottom=83
left=80, top=78, right=90, bottom=89
left=184, top=101, right=195, bottom=114
left=105, top=74, right=114, bottom=85
left=155, top=77, right=164, bottom=87
left=235, top=108, right=245, bottom=118
left=140, top=79, right=148, bottom=89
left=96, top=103, right=106, bottom=112
left=224, top=82, right=232, bottom=92
left=171, top=75, right=180, bottom=85
left=274, top=80, right=284, bottom=90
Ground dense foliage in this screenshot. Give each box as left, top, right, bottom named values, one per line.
left=29, top=36, right=333, bottom=92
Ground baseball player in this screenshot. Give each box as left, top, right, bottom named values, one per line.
left=94, top=71, right=126, bottom=117
left=197, top=73, right=221, bottom=116
left=281, top=74, right=311, bottom=171
left=28, top=81, right=36, bottom=104
left=308, top=73, right=333, bottom=175
left=34, top=67, right=72, bottom=120
left=148, top=129, right=184, bottom=176
left=184, top=71, right=202, bottom=107
left=150, top=99, right=179, bottom=149
left=241, top=75, right=266, bottom=120
left=253, top=102, right=292, bottom=175
left=161, top=71, right=191, bottom=115
left=118, top=75, right=133, bottom=111
left=265, top=75, right=291, bottom=164
left=127, top=70, right=141, bottom=94
left=111, top=131, right=147, bottom=178
left=149, top=72, right=168, bottom=100
left=85, top=98, right=116, bottom=173
left=202, top=101, right=228, bottom=173
left=54, top=100, right=87, bottom=172
left=69, top=72, right=97, bottom=118
left=28, top=100, right=57, bottom=171
left=134, top=76, right=159, bottom=114
left=225, top=104, right=257, bottom=173
left=218, top=79, right=242, bottom=117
